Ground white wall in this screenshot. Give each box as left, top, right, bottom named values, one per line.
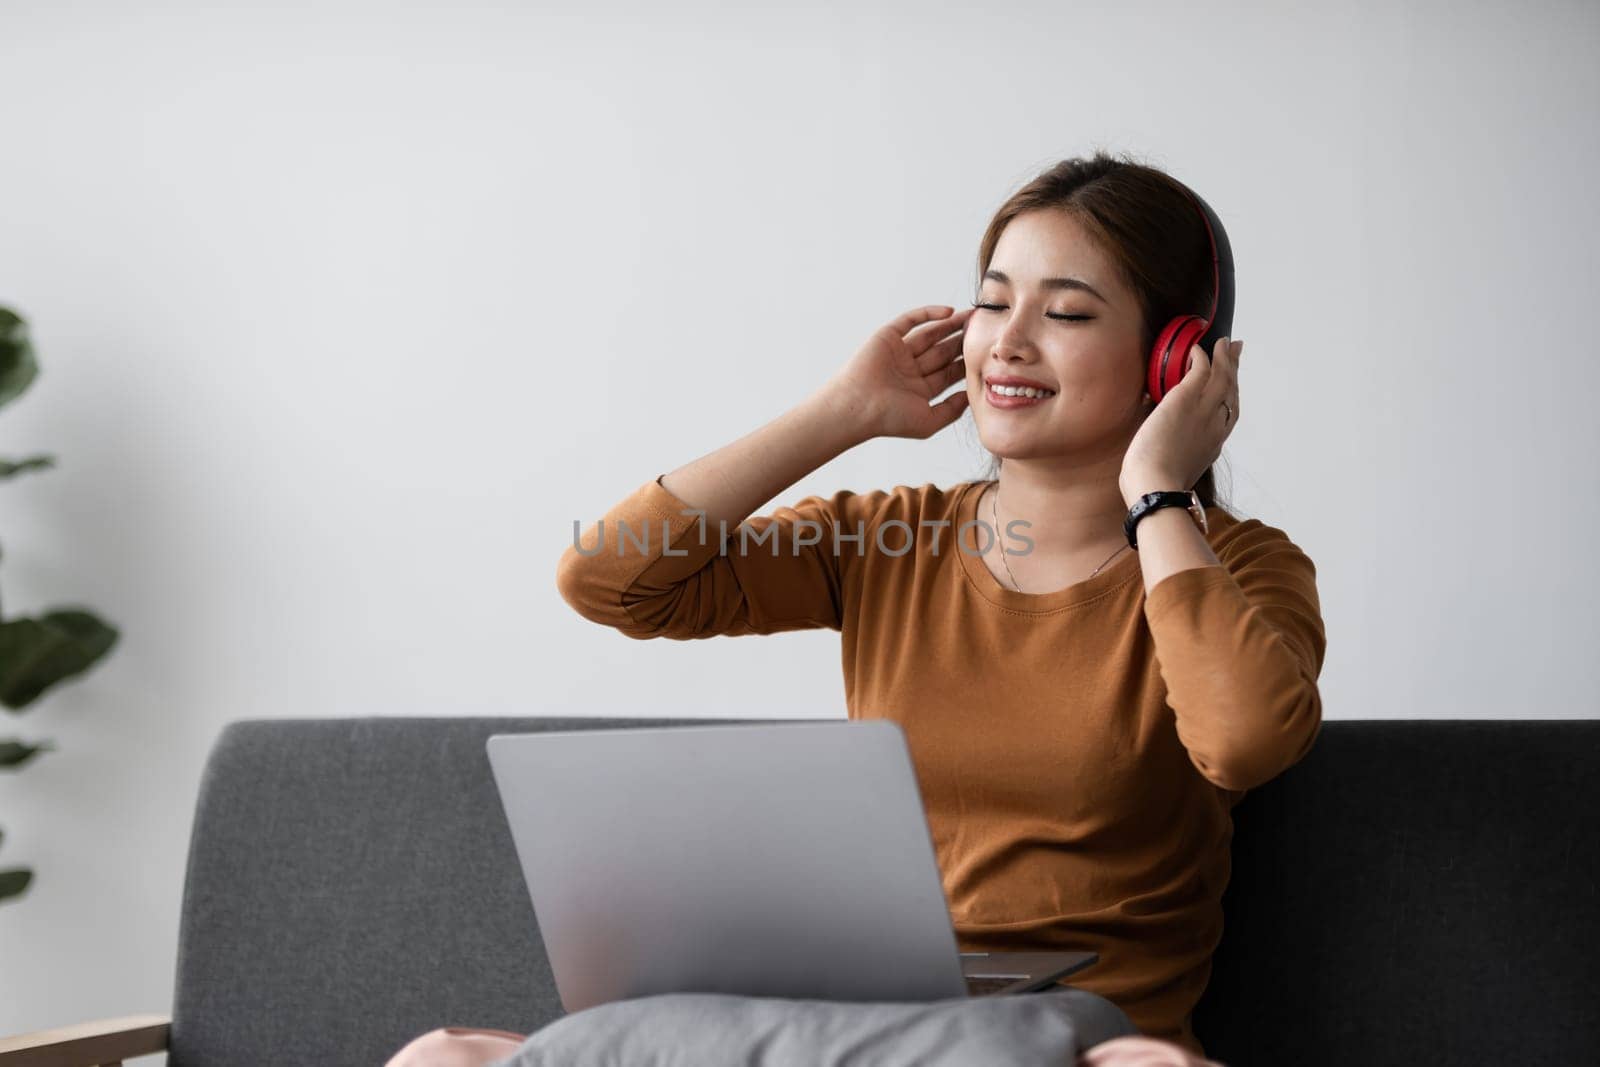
left=2, top=0, right=1596, bottom=1052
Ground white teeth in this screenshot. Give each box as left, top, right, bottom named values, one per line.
left=988, top=382, right=1055, bottom=399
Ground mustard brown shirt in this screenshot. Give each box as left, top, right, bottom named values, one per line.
left=555, top=474, right=1328, bottom=1056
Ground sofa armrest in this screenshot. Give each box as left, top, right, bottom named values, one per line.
left=0, top=1015, right=170, bottom=1067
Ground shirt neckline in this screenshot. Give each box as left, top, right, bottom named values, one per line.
left=954, top=479, right=1145, bottom=613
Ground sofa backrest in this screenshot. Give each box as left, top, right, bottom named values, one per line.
left=1191, top=718, right=1598, bottom=1065
left=168, top=716, right=760, bottom=1067
left=167, top=717, right=1598, bottom=1066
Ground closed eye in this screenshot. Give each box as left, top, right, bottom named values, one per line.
left=972, top=301, right=1092, bottom=322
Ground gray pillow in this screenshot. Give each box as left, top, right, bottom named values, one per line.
left=492, top=987, right=1137, bottom=1067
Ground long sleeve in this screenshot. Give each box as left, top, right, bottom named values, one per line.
left=1141, top=520, right=1327, bottom=793
left=555, top=474, right=885, bottom=640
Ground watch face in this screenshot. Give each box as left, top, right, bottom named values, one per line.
left=1187, top=491, right=1208, bottom=533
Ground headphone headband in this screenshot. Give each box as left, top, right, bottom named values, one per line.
left=1145, top=177, right=1237, bottom=403
left=1175, top=179, right=1235, bottom=356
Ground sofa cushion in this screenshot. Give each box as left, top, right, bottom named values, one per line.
left=491, top=988, right=1136, bottom=1067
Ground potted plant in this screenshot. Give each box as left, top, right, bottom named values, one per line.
left=0, top=306, right=120, bottom=903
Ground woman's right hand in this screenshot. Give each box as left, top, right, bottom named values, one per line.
left=819, top=304, right=974, bottom=441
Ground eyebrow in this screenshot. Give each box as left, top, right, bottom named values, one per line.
left=981, top=269, right=1108, bottom=305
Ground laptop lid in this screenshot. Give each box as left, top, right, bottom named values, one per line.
left=486, top=719, right=974, bottom=1011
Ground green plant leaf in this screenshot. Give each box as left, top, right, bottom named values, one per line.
left=0, top=307, right=39, bottom=411
left=0, top=868, right=33, bottom=902
left=1, top=455, right=56, bottom=480
left=0, top=610, right=120, bottom=711
left=1, top=738, right=54, bottom=768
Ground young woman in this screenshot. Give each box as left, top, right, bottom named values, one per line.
left=387, top=153, right=1324, bottom=1066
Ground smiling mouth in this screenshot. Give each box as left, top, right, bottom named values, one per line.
left=986, top=381, right=1057, bottom=399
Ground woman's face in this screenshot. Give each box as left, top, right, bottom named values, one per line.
left=963, top=209, right=1151, bottom=463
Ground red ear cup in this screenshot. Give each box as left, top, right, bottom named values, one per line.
left=1147, top=314, right=1210, bottom=402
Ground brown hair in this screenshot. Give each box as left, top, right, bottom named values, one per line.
left=971, top=150, right=1233, bottom=515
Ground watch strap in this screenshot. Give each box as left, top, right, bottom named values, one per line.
left=1124, top=490, right=1205, bottom=549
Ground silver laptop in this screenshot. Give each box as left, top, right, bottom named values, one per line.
left=486, top=720, right=1096, bottom=1012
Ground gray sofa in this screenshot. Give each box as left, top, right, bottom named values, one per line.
left=3, top=716, right=1595, bottom=1066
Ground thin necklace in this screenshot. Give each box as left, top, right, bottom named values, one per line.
left=990, top=481, right=1130, bottom=594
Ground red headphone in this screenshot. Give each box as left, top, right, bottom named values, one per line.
left=1146, top=181, right=1236, bottom=404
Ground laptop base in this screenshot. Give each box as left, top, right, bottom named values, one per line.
left=959, top=950, right=1098, bottom=997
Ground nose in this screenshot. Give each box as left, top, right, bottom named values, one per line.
left=991, top=331, right=1039, bottom=364
left=991, top=313, right=1042, bottom=360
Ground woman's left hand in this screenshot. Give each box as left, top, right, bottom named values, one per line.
left=1119, top=336, right=1243, bottom=501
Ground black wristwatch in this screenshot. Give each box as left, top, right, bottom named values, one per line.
left=1124, top=489, right=1208, bottom=549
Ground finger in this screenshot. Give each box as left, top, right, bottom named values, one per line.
left=915, top=328, right=966, bottom=373
left=1213, top=336, right=1237, bottom=386
left=908, top=309, right=973, bottom=358
left=923, top=354, right=966, bottom=393
left=1200, top=341, right=1235, bottom=407
left=891, top=304, right=967, bottom=341
left=931, top=385, right=970, bottom=427
left=1218, top=372, right=1241, bottom=424
left=1199, top=335, right=1234, bottom=383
